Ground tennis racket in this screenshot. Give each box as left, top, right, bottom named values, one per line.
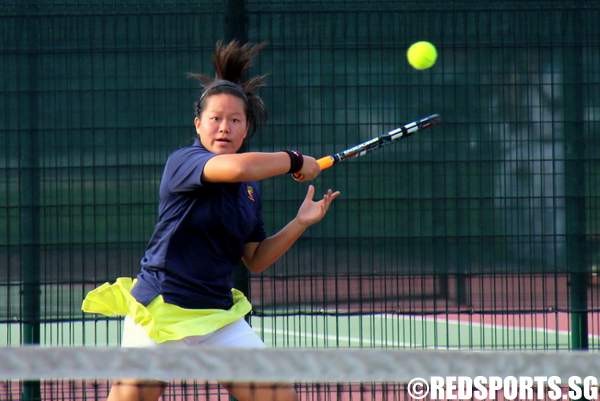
left=293, top=113, right=441, bottom=179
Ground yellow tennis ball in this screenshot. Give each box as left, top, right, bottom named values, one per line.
left=407, top=41, right=437, bottom=70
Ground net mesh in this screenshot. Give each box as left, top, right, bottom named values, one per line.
left=1, top=347, right=599, bottom=401
left=2, top=382, right=405, bottom=401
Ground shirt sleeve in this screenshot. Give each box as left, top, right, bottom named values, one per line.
left=246, top=183, right=267, bottom=243
left=162, top=147, right=215, bottom=193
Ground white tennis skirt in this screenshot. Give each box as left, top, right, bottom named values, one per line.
left=121, top=316, right=266, bottom=348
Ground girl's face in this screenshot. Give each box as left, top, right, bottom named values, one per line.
left=194, top=93, right=248, bottom=154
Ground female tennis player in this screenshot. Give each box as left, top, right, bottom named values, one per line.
left=82, top=41, right=340, bottom=401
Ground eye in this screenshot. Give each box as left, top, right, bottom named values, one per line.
left=210, top=116, right=219, bottom=121
left=232, top=118, right=241, bottom=123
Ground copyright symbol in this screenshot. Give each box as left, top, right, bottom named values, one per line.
left=407, top=377, right=430, bottom=399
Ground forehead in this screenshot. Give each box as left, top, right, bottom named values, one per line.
left=203, top=93, right=246, bottom=114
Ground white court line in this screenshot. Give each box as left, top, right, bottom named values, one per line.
left=266, top=312, right=574, bottom=338
left=253, top=314, right=587, bottom=348
left=255, top=327, right=415, bottom=348
left=376, top=314, right=600, bottom=340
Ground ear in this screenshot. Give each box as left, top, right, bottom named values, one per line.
left=194, top=117, right=202, bottom=134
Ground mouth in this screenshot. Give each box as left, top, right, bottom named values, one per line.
left=215, top=138, right=231, bottom=144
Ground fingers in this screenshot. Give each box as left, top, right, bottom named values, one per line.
left=321, top=189, right=341, bottom=213
left=328, top=190, right=341, bottom=202
left=295, top=187, right=340, bottom=227
left=304, top=184, right=315, bottom=201
left=323, top=189, right=340, bottom=200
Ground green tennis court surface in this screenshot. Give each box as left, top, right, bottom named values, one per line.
left=2, top=312, right=593, bottom=349
left=253, top=313, right=591, bottom=349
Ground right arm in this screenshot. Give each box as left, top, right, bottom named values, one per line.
left=202, top=152, right=320, bottom=183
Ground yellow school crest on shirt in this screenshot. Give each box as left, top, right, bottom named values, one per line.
left=246, top=185, right=255, bottom=202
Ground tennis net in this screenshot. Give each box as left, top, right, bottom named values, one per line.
left=2, top=346, right=599, bottom=401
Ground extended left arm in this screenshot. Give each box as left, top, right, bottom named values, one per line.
left=242, top=185, right=340, bottom=273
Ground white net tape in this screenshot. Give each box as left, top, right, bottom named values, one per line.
left=1, top=347, right=599, bottom=382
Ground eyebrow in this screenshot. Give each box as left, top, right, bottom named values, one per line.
left=206, top=109, right=244, bottom=116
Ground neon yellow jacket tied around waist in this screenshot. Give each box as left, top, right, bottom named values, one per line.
left=81, top=277, right=252, bottom=343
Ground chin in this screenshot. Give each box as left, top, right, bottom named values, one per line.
left=211, top=145, right=236, bottom=154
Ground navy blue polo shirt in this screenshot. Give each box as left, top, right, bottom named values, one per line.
left=131, top=138, right=267, bottom=310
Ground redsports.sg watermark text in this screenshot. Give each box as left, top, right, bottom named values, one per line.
left=407, top=376, right=599, bottom=400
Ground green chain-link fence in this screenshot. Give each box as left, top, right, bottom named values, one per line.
left=2, top=0, right=600, bottom=351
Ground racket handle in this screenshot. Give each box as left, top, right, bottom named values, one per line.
left=292, top=155, right=335, bottom=180
left=317, top=156, right=335, bottom=170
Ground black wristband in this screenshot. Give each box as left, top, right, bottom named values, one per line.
left=283, top=150, right=304, bottom=174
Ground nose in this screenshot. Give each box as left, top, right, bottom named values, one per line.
left=218, top=119, right=230, bottom=133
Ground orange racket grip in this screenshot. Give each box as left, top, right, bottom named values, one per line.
left=292, top=155, right=335, bottom=180
left=317, top=156, right=335, bottom=170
